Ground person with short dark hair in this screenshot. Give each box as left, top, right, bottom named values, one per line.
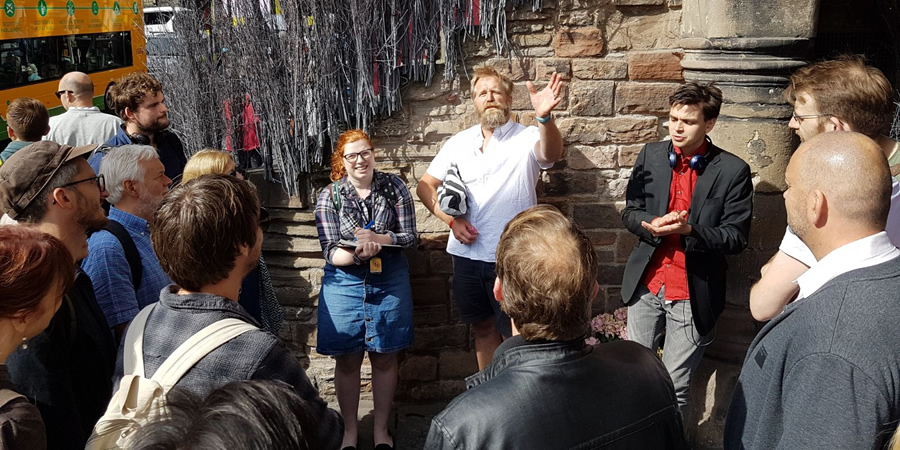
left=46, top=72, right=122, bottom=147
left=1, top=98, right=49, bottom=163
left=621, top=82, right=753, bottom=416
left=750, top=56, right=900, bottom=322
left=114, top=174, right=342, bottom=450
left=724, top=132, right=900, bottom=448
left=0, top=227, right=76, bottom=450
left=0, top=141, right=117, bottom=449
left=131, top=380, right=319, bottom=450
left=90, top=72, right=186, bottom=180
left=425, top=205, right=686, bottom=450
left=181, top=149, right=283, bottom=336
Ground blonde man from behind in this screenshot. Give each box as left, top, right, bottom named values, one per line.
left=425, top=206, right=686, bottom=450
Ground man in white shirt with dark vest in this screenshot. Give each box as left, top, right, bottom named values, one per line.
left=46, top=71, right=122, bottom=146
left=725, top=131, right=900, bottom=449
left=416, top=66, right=564, bottom=369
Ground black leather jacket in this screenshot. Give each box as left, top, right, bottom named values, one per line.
left=425, top=336, right=687, bottom=450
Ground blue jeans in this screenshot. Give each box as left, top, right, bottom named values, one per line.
left=626, top=284, right=711, bottom=414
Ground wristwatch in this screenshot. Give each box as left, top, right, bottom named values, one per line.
left=353, top=253, right=363, bottom=265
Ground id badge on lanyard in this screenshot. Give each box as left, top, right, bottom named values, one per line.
left=369, top=257, right=382, bottom=274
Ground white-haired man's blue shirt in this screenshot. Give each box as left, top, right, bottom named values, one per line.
left=81, top=206, right=171, bottom=327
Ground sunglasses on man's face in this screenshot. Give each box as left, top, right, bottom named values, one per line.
left=55, top=90, right=73, bottom=99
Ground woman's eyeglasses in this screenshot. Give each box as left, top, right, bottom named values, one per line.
left=343, top=149, right=374, bottom=162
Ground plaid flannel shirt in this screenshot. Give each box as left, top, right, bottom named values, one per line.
left=315, top=170, right=417, bottom=264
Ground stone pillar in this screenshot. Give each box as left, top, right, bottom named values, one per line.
left=678, top=0, right=820, bottom=446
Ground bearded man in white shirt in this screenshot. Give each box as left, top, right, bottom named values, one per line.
left=416, top=66, right=564, bottom=369
left=724, top=131, right=900, bottom=449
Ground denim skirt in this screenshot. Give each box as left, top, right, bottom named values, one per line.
left=317, top=250, right=414, bottom=355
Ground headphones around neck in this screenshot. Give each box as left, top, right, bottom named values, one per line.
left=128, top=132, right=151, bottom=145
left=668, top=136, right=713, bottom=172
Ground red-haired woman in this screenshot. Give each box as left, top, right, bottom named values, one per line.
left=0, top=226, right=75, bottom=450
left=314, top=130, right=417, bottom=450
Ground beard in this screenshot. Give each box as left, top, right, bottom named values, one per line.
left=137, top=116, right=170, bottom=134
left=133, top=185, right=166, bottom=220
left=479, top=105, right=510, bottom=130
left=74, top=191, right=108, bottom=232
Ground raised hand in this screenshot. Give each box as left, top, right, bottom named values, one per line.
left=527, top=72, right=563, bottom=119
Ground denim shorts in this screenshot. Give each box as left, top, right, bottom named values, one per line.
left=452, top=255, right=512, bottom=337
left=317, top=250, right=413, bottom=356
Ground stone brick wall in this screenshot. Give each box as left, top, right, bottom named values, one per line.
left=257, top=0, right=691, bottom=402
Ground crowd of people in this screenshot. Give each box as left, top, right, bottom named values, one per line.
left=0, top=55, right=898, bottom=450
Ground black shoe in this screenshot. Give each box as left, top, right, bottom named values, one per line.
left=341, top=446, right=356, bottom=450
left=374, top=444, right=393, bottom=450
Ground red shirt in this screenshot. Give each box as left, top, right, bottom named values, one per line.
left=641, top=141, right=708, bottom=301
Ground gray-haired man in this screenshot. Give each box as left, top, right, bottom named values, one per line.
left=81, top=145, right=172, bottom=344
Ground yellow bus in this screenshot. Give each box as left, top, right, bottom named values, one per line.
left=0, top=0, right=146, bottom=141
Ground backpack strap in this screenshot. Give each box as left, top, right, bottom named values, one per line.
left=151, top=319, right=257, bottom=390
left=330, top=180, right=342, bottom=211
left=0, top=389, right=24, bottom=409
left=104, top=220, right=143, bottom=291
left=123, top=304, right=157, bottom=377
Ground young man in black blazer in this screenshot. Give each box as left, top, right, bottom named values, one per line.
left=621, top=82, right=753, bottom=416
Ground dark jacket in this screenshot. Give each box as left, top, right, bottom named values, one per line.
left=7, top=269, right=116, bottom=450
left=90, top=127, right=187, bottom=180
left=621, top=140, right=753, bottom=335
left=425, top=336, right=686, bottom=450
left=0, top=365, right=46, bottom=450
left=113, top=286, right=342, bottom=450
left=724, top=256, right=900, bottom=449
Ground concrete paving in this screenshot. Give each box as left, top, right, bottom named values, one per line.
left=329, top=399, right=449, bottom=450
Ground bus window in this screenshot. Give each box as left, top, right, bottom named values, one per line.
left=0, top=32, right=133, bottom=89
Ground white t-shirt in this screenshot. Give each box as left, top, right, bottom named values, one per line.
left=426, top=119, right=550, bottom=262
left=45, top=107, right=122, bottom=147
left=779, top=179, right=900, bottom=267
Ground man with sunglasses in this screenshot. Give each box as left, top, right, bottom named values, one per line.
left=750, top=56, right=900, bottom=322
left=1, top=97, right=49, bottom=163
left=82, top=145, right=173, bottom=346
left=0, top=141, right=117, bottom=449
left=45, top=71, right=122, bottom=147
